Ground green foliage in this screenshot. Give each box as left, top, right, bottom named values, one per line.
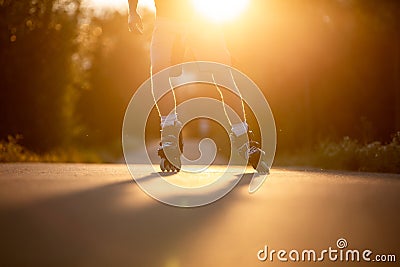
left=318, top=136, right=362, bottom=170
left=276, top=133, right=400, bottom=173
left=0, top=135, right=102, bottom=163
left=238, top=0, right=400, bottom=150
left=1, top=0, right=399, bottom=170
left=0, top=0, right=81, bottom=151
left=74, top=10, right=151, bottom=153
left=0, top=135, right=40, bottom=162
left=315, top=133, right=400, bottom=173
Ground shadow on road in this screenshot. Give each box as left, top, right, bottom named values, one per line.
left=1, top=167, right=399, bottom=267
left=0, top=172, right=255, bottom=267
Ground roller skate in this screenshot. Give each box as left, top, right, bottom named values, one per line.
left=230, top=130, right=270, bottom=174
left=158, top=121, right=183, bottom=172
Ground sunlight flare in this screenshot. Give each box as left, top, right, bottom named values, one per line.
left=84, top=0, right=154, bottom=11
left=192, top=0, right=249, bottom=22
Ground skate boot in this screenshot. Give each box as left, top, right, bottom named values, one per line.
left=158, top=121, right=183, bottom=172
left=230, top=130, right=270, bottom=174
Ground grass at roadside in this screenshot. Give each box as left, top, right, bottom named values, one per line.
left=275, top=132, right=400, bottom=174
left=2, top=133, right=400, bottom=174
left=0, top=135, right=103, bottom=163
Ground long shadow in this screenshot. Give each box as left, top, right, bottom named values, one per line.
left=0, top=171, right=258, bottom=267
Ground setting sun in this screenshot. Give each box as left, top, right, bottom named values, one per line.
left=192, top=0, right=249, bottom=22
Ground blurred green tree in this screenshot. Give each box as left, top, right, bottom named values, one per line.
left=231, top=0, right=400, bottom=151
left=0, top=0, right=81, bottom=151
left=74, top=9, right=152, bottom=157
left=1, top=0, right=398, bottom=161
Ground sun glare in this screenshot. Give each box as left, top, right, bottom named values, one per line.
left=192, top=0, right=249, bottom=22
left=86, top=0, right=247, bottom=22
left=85, top=0, right=154, bottom=11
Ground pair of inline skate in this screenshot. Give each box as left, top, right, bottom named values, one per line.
left=157, top=121, right=269, bottom=174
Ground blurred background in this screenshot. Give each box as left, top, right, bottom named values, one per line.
left=0, top=0, right=399, bottom=172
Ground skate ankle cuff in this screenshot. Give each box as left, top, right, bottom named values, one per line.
left=161, top=113, right=178, bottom=128
left=231, top=122, right=248, bottom=137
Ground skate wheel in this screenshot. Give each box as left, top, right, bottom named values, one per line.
left=171, top=161, right=181, bottom=172
left=165, top=161, right=171, bottom=172
left=256, top=161, right=270, bottom=175
left=173, top=165, right=180, bottom=172
left=160, top=159, right=166, bottom=172
left=160, top=158, right=181, bottom=172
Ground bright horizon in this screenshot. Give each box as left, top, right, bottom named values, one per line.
left=85, top=0, right=249, bottom=22
left=83, top=0, right=155, bottom=12
left=192, top=0, right=249, bottom=22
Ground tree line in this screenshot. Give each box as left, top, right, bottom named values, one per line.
left=0, top=0, right=399, bottom=160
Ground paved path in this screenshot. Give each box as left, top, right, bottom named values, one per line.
left=0, top=164, right=399, bottom=266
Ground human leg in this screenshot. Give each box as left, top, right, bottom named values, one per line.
left=150, top=19, right=180, bottom=118
left=151, top=18, right=185, bottom=171
left=188, top=25, right=269, bottom=173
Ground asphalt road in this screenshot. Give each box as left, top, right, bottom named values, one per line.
left=0, top=163, right=399, bottom=267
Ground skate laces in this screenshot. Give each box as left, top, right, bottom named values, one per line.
left=233, top=133, right=263, bottom=160
left=236, top=142, right=250, bottom=159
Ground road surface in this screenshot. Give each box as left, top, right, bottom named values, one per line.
left=0, top=163, right=399, bottom=266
